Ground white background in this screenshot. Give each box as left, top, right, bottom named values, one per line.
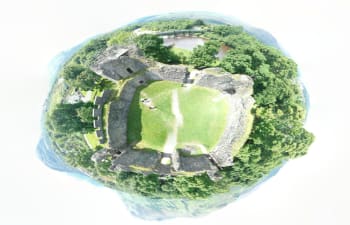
left=0, top=0, right=349, bottom=224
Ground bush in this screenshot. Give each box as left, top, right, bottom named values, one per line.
left=135, top=34, right=179, bottom=63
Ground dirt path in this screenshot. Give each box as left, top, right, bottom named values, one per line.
left=163, top=90, right=183, bottom=154
left=172, top=90, right=183, bottom=126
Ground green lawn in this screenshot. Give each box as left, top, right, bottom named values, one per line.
left=170, top=47, right=192, bottom=63
left=177, top=86, right=229, bottom=151
left=84, top=132, right=100, bottom=149
left=127, top=81, right=229, bottom=153
left=127, top=81, right=178, bottom=150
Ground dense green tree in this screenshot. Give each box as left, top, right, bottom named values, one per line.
left=62, top=63, right=85, bottom=81
left=76, top=102, right=94, bottom=123
left=173, top=175, right=215, bottom=199
left=211, top=25, right=244, bottom=36
left=62, top=63, right=111, bottom=91
left=222, top=33, right=258, bottom=48
left=107, top=31, right=134, bottom=46
left=50, top=102, right=94, bottom=134
left=74, top=70, right=102, bottom=91
left=220, top=51, right=254, bottom=74
left=189, top=40, right=221, bottom=68
left=135, top=34, right=164, bottom=58
left=192, top=19, right=205, bottom=26
left=135, top=34, right=179, bottom=63
left=74, top=37, right=108, bottom=66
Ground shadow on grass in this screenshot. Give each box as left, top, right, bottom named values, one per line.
left=126, top=81, right=158, bottom=147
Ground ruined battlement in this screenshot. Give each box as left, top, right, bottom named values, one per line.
left=91, top=47, right=254, bottom=180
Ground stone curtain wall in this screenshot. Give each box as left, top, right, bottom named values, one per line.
left=92, top=90, right=113, bottom=144
left=90, top=46, right=254, bottom=179
left=107, top=72, right=161, bottom=150
left=195, top=72, right=254, bottom=167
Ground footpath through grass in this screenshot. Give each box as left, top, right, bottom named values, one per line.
left=127, top=81, right=229, bottom=153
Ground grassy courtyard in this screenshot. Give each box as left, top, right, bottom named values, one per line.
left=127, top=80, right=229, bottom=153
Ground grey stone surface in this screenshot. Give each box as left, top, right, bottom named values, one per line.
left=91, top=149, right=108, bottom=163
left=92, top=90, right=113, bottom=142
left=96, top=118, right=103, bottom=128
left=144, top=71, right=162, bottom=81
left=102, top=89, right=113, bottom=99
left=96, top=129, right=103, bottom=138
left=90, top=46, right=254, bottom=177
left=111, top=149, right=161, bottom=172
left=171, top=150, right=180, bottom=171
left=107, top=72, right=161, bottom=150
left=107, top=101, right=128, bottom=148
left=107, top=86, right=135, bottom=148
left=154, top=153, right=172, bottom=174
left=178, top=155, right=217, bottom=173
left=99, top=137, right=106, bottom=144
left=154, top=164, right=171, bottom=175
left=64, top=90, right=84, bottom=104
left=206, top=170, right=222, bottom=181
left=91, top=46, right=147, bottom=81
left=209, top=89, right=254, bottom=167
left=107, top=67, right=254, bottom=174
left=196, top=74, right=235, bottom=93
left=230, top=74, right=254, bottom=97
left=179, top=145, right=198, bottom=155
left=94, top=96, right=103, bottom=105
left=181, top=68, right=255, bottom=167
left=196, top=68, right=254, bottom=96
left=149, top=65, right=187, bottom=83
left=92, top=107, right=102, bottom=118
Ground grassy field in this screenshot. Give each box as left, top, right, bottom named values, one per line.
left=127, top=81, right=229, bottom=153
left=170, top=47, right=192, bottom=63
left=177, top=86, right=229, bottom=151
left=127, top=81, right=177, bottom=150
left=84, top=132, right=100, bottom=149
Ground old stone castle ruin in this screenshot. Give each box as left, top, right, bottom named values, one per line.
left=90, top=45, right=254, bottom=180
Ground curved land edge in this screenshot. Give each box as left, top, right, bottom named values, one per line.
left=43, top=17, right=314, bottom=199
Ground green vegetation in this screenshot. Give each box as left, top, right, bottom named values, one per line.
left=45, top=19, right=314, bottom=200
left=73, top=37, right=109, bottom=66
left=135, top=34, right=179, bottom=63
left=84, top=132, right=101, bottom=149
left=49, top=102, right=94, bottom=134
left=189, top=40, right=221, bottom=68
left=107, top=30, right=134, bottom=46
left=127, top=81, right=229, bottom=152
left=127, top=81, right=175, bottom=151
left=141, top=19, right=204, bottom=31
left=122, top=23, right=313, bottom=199
left=177, top=85, right=229, bottom=151
left=170, top=47, right=191, bottom=64
left=135, top=35, right=221, bottom=68
left=62, top=63, right=113, bottom=91
left=44, top=35, right=117, bottom=170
